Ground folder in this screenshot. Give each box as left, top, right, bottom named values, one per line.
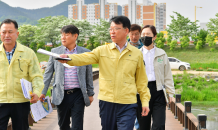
left=20, top=78, right=33, bottom=100
left=162, top=85, right=169, bottom=104
left=37, top=49, right=71, bottom=61
left=30, top=96, right=53, bottom=122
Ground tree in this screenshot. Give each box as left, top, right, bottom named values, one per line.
left=166, top=12, right=199, bottom=40
left=17, top=24, right=37, bottom=47
left=29, top=42, right=37, bottom=52
left=34, top=16, right=67, bottom=47
left=207, top=13, right=218, bottom=37
left=73, top=20, right=93, bottom=47
left=93, top=19, right=111, bottom=44
left=86, top=36, right=101, bottom=50
left=180, top=36, right=190, bottom=48
left=206, top=34, right=216, bottom=51
left=166, top=35, right=172, bottom=46
left=195, top=40, right=203, bottom=51
left=169, top=40, right=177, bottom=51
left=191, top=29, right=208, bottom=48
left=155, top=32, right=165, bottom=49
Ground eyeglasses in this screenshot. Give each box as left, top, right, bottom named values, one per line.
left=108, top=27, right=123, bottom=32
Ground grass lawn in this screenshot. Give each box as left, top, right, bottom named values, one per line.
left=164, top=44, right=218, bottom=64
left=36, top=53, right=49, bottom=62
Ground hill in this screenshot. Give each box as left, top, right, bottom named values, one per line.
left=0, top=0, right=122, bottom=25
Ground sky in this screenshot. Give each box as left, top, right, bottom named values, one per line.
left=1, top=0, right=218, bottom=26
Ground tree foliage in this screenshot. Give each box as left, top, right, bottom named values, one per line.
left=206, top=34, right=216, bottom=51
left=34, top=16, right=67, bottom=47
left=180, top=36, right=190, bottom=49
left=191, top=29, right=208, bottom=48
left=169, top=40, right=177, bottom=51
left=166, top=12, right=199, bottom=40
left=207, top=13, right=218, bottom=37
left=155, top=32, right=165, bottom=49
left=93, top=19, right=111, bottom=44
left=166, top=35, right=172, bottom=46
left=86, top=36, right=101, bottom=50
left=17, top=24, right=37, bottom=47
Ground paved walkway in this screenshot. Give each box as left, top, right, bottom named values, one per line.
left=30, top=79, right=183, bottom=130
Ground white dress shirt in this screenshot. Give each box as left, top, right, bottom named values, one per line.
left=142, top=47, right=156, bottom=81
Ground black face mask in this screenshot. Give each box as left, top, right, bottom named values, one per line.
left=141, top=36, right=153, bottom=46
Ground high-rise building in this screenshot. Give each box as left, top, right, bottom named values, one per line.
left=122, top=0, right=166, bottom=32
left=68, top=0, right=118, bottom=25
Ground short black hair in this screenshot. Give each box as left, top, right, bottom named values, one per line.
left=61, top=25, right=79, bottom=36
left=130, top=24, right=142, bottom=33
left=0, top=19, right=18, bottom=29
left=110, top=16, right=131, bottom=32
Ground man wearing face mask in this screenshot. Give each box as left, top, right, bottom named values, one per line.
left=128, top=24, right=143, bottom=49
left=137, top=25, right=175, bottom=130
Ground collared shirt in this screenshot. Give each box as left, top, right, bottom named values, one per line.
left=142, top=46, right=156, bottom=81
left=64, top=46, right=80, bottom=90
left=115, top=42, right=128, bottom=53
left=5, top=44, right=16, bottom=64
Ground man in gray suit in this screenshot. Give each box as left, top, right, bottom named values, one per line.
left=39, top=25, right=94, bottom=130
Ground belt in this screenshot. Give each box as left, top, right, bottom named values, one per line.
left=64, top=88, right=80, bottom=94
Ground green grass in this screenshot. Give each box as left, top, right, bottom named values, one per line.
left=45, top=87, right=52, bottom=97
left=36, top=53, right=49, bottom=62
left=92, top=64, right=99, bottom=68
left=187, top=101, right=218, bottom=107
left=164, top=44, right=218, bottom=66
left=174, top=72, right=218, bottom=102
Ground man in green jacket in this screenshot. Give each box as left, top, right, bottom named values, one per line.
left=58, top=16, right=151, bottom=130
left=0, top=19, right=44, bottom=130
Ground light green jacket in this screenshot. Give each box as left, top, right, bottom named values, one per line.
left=67, top=43, right=151, bottom=107
left=0, top=42, right=44, bottom=103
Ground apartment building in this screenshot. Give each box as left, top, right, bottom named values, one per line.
left=68, top=0, right=118, bottom=25
left=122, top=0, right=166, bottom=32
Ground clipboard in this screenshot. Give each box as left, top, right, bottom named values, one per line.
left=162, top=85, right=169, bottom=104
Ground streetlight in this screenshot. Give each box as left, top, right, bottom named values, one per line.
left=195, top=6, right=202, bottom=22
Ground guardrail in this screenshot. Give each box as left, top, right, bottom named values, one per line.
left=7, top=71, right=100, bottom=130
left=169, top=94, right=207, bottom=130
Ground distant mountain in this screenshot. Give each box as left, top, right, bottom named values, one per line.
left=0, top=0, right=122, bottom=26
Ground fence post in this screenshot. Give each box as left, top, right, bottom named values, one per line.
left=197, top=114, right=207, bottom=130
left=184, top=101, right=192, bottom=130
left=168, top=103, right=171, bottom=110
left=174, top=94, right=181, bottom=119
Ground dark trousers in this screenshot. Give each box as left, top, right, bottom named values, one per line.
left=0, top=102, right=30, bottom=130
left=99, top=100, right=137, bottom=130
left=57, top=88, right=85, bottom=130
left=136, top=81, right=166, bottom=130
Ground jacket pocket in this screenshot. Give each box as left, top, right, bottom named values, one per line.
left=122, top=78, right=137, bottom=99
left=123, top=58, right=137, bottom=77
left=13, top=58, right=29, bottom=76
left=99, top=78, right=113, bottom=97
left=0, top=79, right=6, bottom=98
left=14, top=78, right=25, bottom=98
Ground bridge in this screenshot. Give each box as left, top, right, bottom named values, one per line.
left=7, top=71, right=207, bottom=130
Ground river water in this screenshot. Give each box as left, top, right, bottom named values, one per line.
left=192, top=106, right=218, bottom=130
